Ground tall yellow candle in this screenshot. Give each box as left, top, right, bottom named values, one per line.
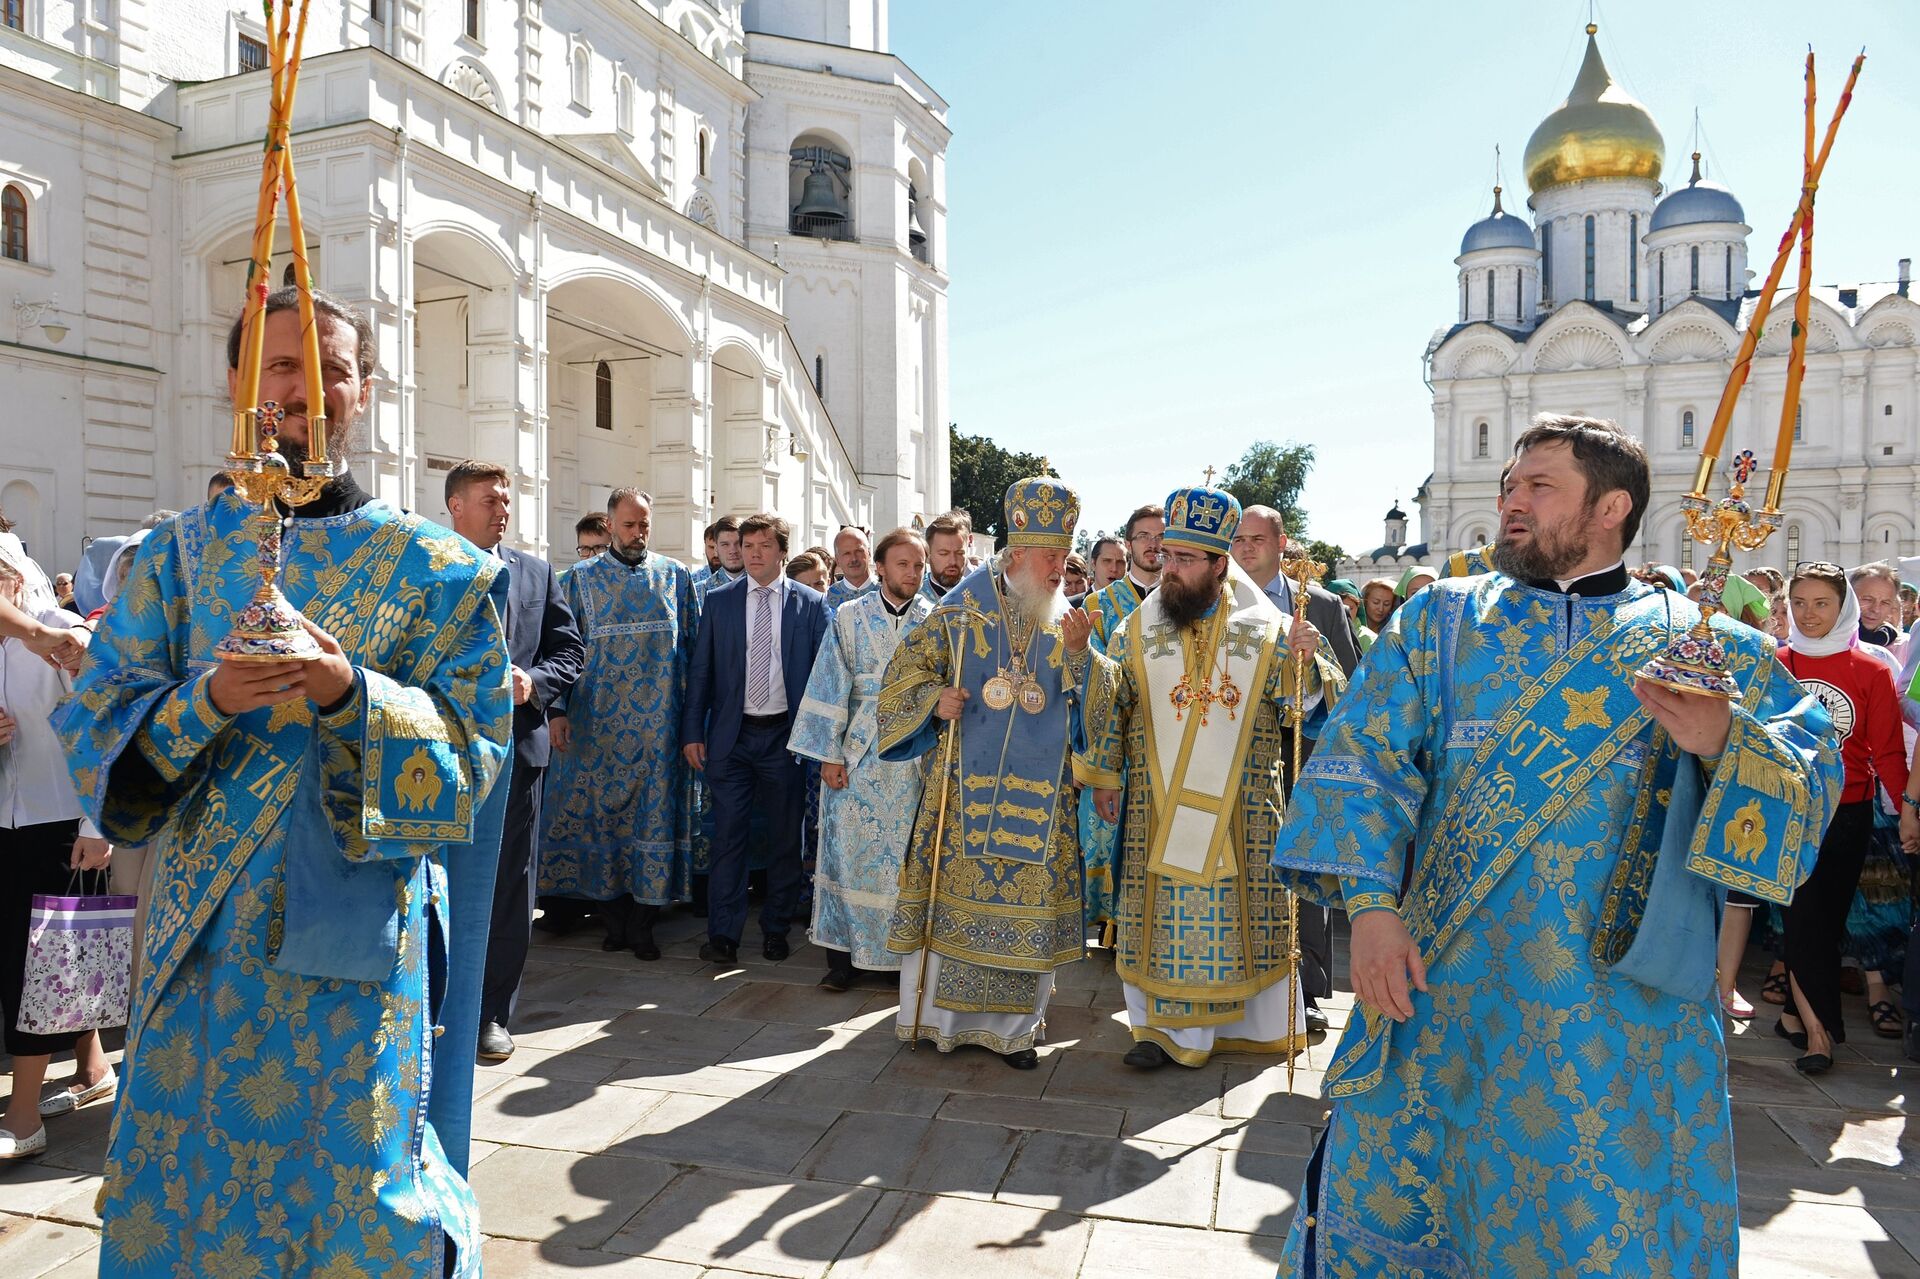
left=1773, top=56, right=1818, bottom=474
left=1694, top=50, right=1863, bottom=472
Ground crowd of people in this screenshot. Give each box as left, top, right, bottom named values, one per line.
left=0, top=289, right=1911, bottom=1277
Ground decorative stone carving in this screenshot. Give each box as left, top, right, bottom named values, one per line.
left=443, top=58, right=500, bottom=112
left=1535, top=326, right=1624, bottom=372
left=1650, top=324, right=1729, bottom=363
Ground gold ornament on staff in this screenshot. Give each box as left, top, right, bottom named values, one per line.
left=910, top=602, right=986, bottom=1050
left=1276, top=540, right=1325, bottom=1088
left=1636, top=46, right=1864, bottom=699
left=213, top=0, right=339, bottom=665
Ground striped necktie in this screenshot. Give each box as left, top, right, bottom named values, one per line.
left=747, top=585, right=774, bottom=707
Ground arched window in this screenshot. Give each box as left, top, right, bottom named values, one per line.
left=1682, top=410, right=1694, bottom=448
left=1724, top=245, right=1733, bottom=298
left=463, top=0, right=480, bottom=40
left=1583, top=215, right=1595, bottom=301
left=1541, top=224, right=1553, bottom=303
left=1690, top=246, right=1700, bottom=294
left=1887, top=404, right=1896, bottom=416
left=813, top=354, right=826, bottom=401
left=1515, top=269, right=1523, bottom=318
left=1629, top=214, right=1639, bottom=301
left=1, top=185, right=25, bottom=262
left=1475, top=421, right=1489, bottom=459
left=1658, top=253, right=1665, bottom=308
left=616, top=74, right=634, bottom=136
left=1484, top=270, right=1493, bottom=319
left=595, top=360, right=612, bottom=430
left=697, top=131, right=709, bottom=177
left=1786, top=522, right=1802, bottom=572
left=788, top=135, right=853, bottom=241
left=570, top=45, right=590, bottom=107
left=1459, top=278, right=1467, bottom=323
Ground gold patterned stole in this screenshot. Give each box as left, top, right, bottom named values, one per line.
left=1326, top=600, right=1665, bottom=1097
left=1130, top=566, right=1283, bottom=886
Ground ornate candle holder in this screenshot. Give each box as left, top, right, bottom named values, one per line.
left=1635, top=451, right=1784, bottom=699
left=212, top=402, right=333, bottom=663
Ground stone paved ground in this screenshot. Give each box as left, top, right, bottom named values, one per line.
left=2, top=914, right=1916, bottom=1277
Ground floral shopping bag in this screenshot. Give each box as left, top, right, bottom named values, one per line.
left=18, top=873, right=136, bottom=1035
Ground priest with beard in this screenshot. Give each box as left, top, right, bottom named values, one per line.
left=1267, top=415, right=1841, bottom=1278
left=1080, top=485, right=1342, bottom=1068
left=876, top=478, right=1101, bottom=1068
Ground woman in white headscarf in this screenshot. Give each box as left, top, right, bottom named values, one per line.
left=1772, top=563, right=1913, bottom=1074
left=0, top=538, right=116, bottom=1160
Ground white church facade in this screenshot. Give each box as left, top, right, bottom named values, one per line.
left=1352, top=24, right=1918, bottom=580
left=0, top=0, right=949, bottom=569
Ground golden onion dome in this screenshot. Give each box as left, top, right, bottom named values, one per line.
left=1524, top=26, right=1665, bottom=195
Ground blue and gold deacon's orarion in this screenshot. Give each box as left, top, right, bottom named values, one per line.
left=55, top=493, right=513, bottom=1279
left=1162, top=485, right=1241, bottom=557
left=1002, top=476, right=1079, bottom=549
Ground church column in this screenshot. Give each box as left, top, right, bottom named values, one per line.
left=1504, top=376, right=1531, bottom=455
left=1840, top=363, right=1869, bottom=462
left=1620, top=369, right=1649, bottom=443
left=650, top=346, right=700, bottom=563
left=1431, top=389, right=1453, bottom=471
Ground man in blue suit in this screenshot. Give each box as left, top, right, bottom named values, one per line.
left=445, top=461, right=586, bottom=1062
left=683, top=513, right=829, bottom=962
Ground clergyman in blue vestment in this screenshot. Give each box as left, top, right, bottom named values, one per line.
left=57, top=291, right=513, bottom=1278
left=1270, top=417, right=1841, bottom=1278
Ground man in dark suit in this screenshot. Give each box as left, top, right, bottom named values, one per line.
left=682, top=513, right=829, bottom=963
left=445, top=461, right=586, bottom=1062
left=1231, top=503, right=1359, bottom=1037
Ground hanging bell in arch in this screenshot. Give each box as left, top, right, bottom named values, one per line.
left=907, top=191, right=928, bottom=249
left=793, top=165, right=845, bottom=220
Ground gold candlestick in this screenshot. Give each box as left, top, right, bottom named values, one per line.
left=1634, top=451, right=1780, bottom=699
left=212, top=0, right=334, bottom=665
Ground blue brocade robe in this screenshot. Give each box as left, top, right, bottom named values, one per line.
left=788, top=590, right=935, bottom=968
left=541, top=551, right=696, bottom=904
left=876, top=566, right=1108, bottom=1028
left=825, top=576, right=879, bottom=611
left=1270, top=573, right=1841, bottom=1279
left=57, top=496, right=512, bottom=1279
left=1078, top=576, right=1148, bottom=934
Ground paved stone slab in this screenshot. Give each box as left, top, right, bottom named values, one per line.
left=0, top=1213, right=98, bottom=1279
left=1036, top=1003, right=1134, bottom=1052
left=1042, top=1047, right=1225, bottom=1117
left=875, top=1041, right=1062, bottom=1098
left=937, top=1092, right=1125, bottom=1138
left=1766, top=1106, right=1914, bottom=1172
left=601, top=1058, right=783, bottom=1099
left=1081, top=1218, right=1282, bottom=1279
left=577, top=1009, right=766, bottom=1064
left=502, top=999, right=620, bottom=1053
left=997, top=1132, right=1219, bottom=1229
left=1807, top=1064, right=1914, bottom=1116
left=1731, top=1102, right=1824, bottom=1171
left=604, top=1168, right=881, bottom=1279
left=761, top=1073, right=948, bottom=1118
left=1873, top=1210, right=1920, bottom=1269
left=1739, top=1199, right=1920, bottom=1278
left=795, top=1111, right=1020, bottom=1197
left=832, top=1191, right=1093, bottom=1279
left=33, top=1245, right=104, bottom=1279
left=481, top=1237, right=705, bottom=1278
left=469, top=1075, right=666, bottom=1154
left=0, top=1160, right=104, bottom=1220
left=1220, top=1062, right=1327, bottom=1123
left=1727, top=1056, right=1843, bottom=1110
left=610, top=1093, right=844, bottom=1175
left=1121, top=1108, right=1319, bottom=1156
left=705, top=980, right=897, bottom=1029
left=471, top=1145, right=678, bottom=1248
left=1214, top=1148, right=1306, bottom=1236
left=720, top=1023, right=902, bottom=1081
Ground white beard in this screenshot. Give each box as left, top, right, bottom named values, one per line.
left=1004, top=562, right=1066, bottom=629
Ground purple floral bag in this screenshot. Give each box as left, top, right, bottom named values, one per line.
left=18, top=874, right=136, bottom=1035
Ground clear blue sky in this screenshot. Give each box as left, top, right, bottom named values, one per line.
left=889, top=1, right=1920, bottom=556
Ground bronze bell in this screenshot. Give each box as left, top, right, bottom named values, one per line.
left=793, top=165, right=844, bottom=219
left=907, top=199, right=927, bottom=249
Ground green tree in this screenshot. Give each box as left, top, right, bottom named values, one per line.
left=1221, top=440, right=1314, bottom=534
left=1301, top=539, right=1346, bottom=577
left=949, top=426, right=1057, bottom=548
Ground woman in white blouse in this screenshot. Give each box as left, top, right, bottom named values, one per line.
left=0, top=540, right=114, bottom=1161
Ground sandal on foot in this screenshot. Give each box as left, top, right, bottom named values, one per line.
left=1760, top=971, right=1790, bottom=1005
left=1870, top=1000, right=1904, bottom=1040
